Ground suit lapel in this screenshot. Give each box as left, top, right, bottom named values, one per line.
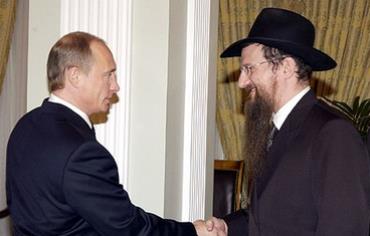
left=254, top=90, right=318, bottom=198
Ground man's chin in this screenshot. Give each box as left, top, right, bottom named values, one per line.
left=102, top=100, right=112, bottom=111
left=102, top=105, right=110, bottom=113
left=94, top=105, right=111, bottom=115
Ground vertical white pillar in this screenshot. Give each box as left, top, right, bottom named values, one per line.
left=182, top=0, right=219, bottom=220
left=60, top=0, right=132, bottom=187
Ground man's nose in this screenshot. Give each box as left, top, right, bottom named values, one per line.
left=111, top=77, right=120, bottom=92
left=238, top=72, right=251, bottom=88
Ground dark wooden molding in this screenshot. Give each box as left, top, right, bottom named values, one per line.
left=0, top=208, right=9, bottom=218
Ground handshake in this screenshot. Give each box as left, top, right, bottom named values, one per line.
left=193, top=217, right=228, bottom=236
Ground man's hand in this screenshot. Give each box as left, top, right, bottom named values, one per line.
left=205, top=217, right=228, bottom=234
left=193, top=219, right=227, bottom=235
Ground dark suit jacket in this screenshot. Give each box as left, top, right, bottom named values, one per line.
left=224, top=90, right=370, bottom=236
left=6, top=100, right=196, bottom=236
left=367, top=131, right=370, bottom=155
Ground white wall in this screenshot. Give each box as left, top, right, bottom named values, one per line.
left=27, top=0, right=60, bottom=111
left=128, top=0, right=170, bottom=215
left=164, top=0, right=188, bottom=219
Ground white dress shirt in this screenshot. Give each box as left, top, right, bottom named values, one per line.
left=272, top=86, right=310, bottom=130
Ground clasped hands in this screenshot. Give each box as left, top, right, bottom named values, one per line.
left=193, top=217, right=228, bottom=236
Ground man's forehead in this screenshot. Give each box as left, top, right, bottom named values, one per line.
left=240, top=44, right=265, bottom=62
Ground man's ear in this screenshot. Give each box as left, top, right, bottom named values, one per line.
left=279, top=57, right=296, bottom=79
left=65, top=66, right=80, bottom=88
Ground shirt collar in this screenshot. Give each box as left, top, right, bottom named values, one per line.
left=48, top=93, right=92, bottom=129
left=272, top=86, right=310, bottom=130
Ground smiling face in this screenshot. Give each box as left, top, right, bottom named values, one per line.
left=238, top=43, right=278, bottom=109
left=239, top=44, right=279, bottom=177
left=78, top=41, right=120, bottom=115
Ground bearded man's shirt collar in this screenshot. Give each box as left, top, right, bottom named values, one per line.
left=272, top=86, right=310, bottom=130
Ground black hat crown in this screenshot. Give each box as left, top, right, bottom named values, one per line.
left=221, top=8, right=336, bottom=71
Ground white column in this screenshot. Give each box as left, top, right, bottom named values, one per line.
left=60, top=0, right=132, bottom=187
left=182, top=0, right=219, bottom=221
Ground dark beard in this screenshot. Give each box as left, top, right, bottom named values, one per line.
left=244, top=91, right=274, bottom=179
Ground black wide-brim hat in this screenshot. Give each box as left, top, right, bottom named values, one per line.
left=221, top=8, right=337, bottom=71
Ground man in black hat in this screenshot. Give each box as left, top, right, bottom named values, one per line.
left=209, top=7, right=370, bottom=236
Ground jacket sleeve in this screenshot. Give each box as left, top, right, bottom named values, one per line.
left=223, top=209, right=249, bottom=236
left=63, top=141, right=196, bottom=236
left=312, top=119, right=370, bottom=236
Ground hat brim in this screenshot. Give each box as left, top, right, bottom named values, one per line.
left=220, top=37, right=337, bottom=71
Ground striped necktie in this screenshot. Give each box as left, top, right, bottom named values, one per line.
left=266, top=124, right=278, bottom=151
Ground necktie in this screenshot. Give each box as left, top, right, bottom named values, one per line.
left=91, top=126, right=96, bottom=140
left=266, top=124, right=278, bottom=151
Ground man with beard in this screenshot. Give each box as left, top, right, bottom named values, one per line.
left=208, top=8, right=370, bottom=236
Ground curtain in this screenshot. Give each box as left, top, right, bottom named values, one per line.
left=217, top=0, right=370, bottom=201
left=0, top=0, right=17, bottom=93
